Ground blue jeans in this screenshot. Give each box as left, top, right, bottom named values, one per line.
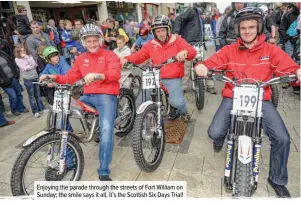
left=284, top=40, right=294, bottom=57
left=0, top=94, right=5, bottom=113
left=68, top=94, right=117, bottom=176
left=208, top=98, right=291, bottom=185
left=0, top=111, right=8, bottom=126
left=23, top=78, right=45, bottom=114
left=2, top=77, right=27, bottom=114
left=135, top=78, right=187, bottom=114
left=161, top=78, right=187, bottom=114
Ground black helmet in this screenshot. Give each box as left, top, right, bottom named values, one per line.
left=151, top=15, right=172, bottom=41
left=234, top=7, right=264, bottom=37
left=151, top=15, right=171, bottom=34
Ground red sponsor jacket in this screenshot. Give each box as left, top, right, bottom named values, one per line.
left=125, top=34, right=196, bottom=79
left=55, top=48, right=121, bottom=95
left=196, top=34, right=299, bottom=100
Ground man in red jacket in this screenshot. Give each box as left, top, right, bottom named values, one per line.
left=195, top=7, right=300, bottom=198
left=39, top=24, right=121, bottom=181
left=121, top=15, right=196, bottom=122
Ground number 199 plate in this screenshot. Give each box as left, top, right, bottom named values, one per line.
left=233, top=85, right=263, bottom=112
left=142, top=70, right=160, bottom=89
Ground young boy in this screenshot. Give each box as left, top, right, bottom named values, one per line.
left=40, top=46, right=71, bottom=105
left=113, top=35, right=131, bottom=58
left=61, top=20, right=77, bottom=64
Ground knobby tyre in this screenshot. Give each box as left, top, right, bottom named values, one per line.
left=115, top=88, right=136, bottom=137
left=233, top=159, right=253, bottom=197
left=132, top=104, right=165, bottom=172
left=195, top=78, right=205, bottom=110
left=130, top=75, right=142, bottom=100
left=270, top=84, right=279, bottom=108
left=10, top=133, right=84, bottom=196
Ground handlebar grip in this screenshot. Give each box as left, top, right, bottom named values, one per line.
left=207, top=69, right=214, bottom=77
left=94, top=74, right=103, bottom=80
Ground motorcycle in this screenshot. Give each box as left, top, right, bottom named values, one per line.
left=10, top=76, right=135, bottom=196
left=198, top=70, right=297, bottom=197
left=189, top=42, right=206, bottom=110
left=120, top=63, right=142, bottom=100
left=46, top=78, right=136, bottom=138
left=130, top=57, right=177, bottom=172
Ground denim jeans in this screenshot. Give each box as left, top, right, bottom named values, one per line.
left=284, top=40, right=295, bottom=57
left=23, top=78, right=45, bottom=114
left=0, top=94, right=5, bottom=113
left=68, top=94, right=117, bottom=176
left=161, top=78, right=187, bottom=114
left=2, top=77, right=27, bottom=114
left=208, top=98, right=291, bottom=185
left=0, top=111, right=8, bottom=126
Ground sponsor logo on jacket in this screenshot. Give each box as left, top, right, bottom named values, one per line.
left=259, top=56, right=270, bottom=61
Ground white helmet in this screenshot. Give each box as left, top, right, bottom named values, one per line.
left=79, top=24, right=103, bottom=46
left=259, top=5, right=268, bottom=13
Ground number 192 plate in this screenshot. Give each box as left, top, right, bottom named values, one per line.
left=233, top=85, right=263, bottom=112
left=142, top=70, right=160, bottom=89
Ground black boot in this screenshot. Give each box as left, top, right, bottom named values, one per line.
left=99, top=175, right=112, bottom=181
left=213, top=141, right=223, bottom=153
left=267, top=178, right=291, bottom=198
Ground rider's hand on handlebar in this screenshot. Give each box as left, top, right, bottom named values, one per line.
left=176, top=50, right=188, bottom=62
left=84, top=73, right=105, bottom=83
left=39, top=74, right=56, bottom=83
left=195, top=64, right=208, bottom=77
left=120, top=57, right=128, bottom=67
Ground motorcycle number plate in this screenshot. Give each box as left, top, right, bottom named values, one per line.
left=142, top=70, right=160, bottom=89
left=233, top=85, right=263, bottom=113
left=53, top=91, right=69, bottom=112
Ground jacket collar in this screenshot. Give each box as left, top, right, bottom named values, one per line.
left=87, top=48, right=104, bottom=56
left=151, top=34, right=176, bottom=48
left=237, top=34, right=266, bottom=52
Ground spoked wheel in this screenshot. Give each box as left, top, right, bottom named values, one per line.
left=195, top=78, right=205, bottom=110
left=132, top=104, right=165, bottom=172
left=130, top=75, right=142, bottom=100
left=115, top=88, right=136, bottom=137
left=10, top=133, right=84, bottom=196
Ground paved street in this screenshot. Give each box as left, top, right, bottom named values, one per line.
left=0, top=44, right=300, bottom=198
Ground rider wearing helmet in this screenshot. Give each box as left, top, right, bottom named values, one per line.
left=40, top=24, right=121, bottom=181
left=121, top=15, right=196, bottom=122
left=41, top=46, right=71, bottom=76
left=195, top=7, right=300, bottom=198
left=130, top=27, right=154, bottom=52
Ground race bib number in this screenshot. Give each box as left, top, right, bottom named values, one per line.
left=233, top=85, right=263, bottom=112
left=53, top=91, right=69, bottom=112
left=142, top=70, right=160, bottom=89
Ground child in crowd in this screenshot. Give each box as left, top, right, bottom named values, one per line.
left=40, top=46, right=71, bottom=105
left=36, top=44, right=48, bottom=74
left=14, top=44, right=48, bottom=118
left=61, top=20, right=77, bottom=65
left=71, top=28, right=87, bottom=55
left=113, top=35, right=131, bottom=58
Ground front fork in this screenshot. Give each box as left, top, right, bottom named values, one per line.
left=47, top=90, right=72, bottom=175
left=223, top=112, right=263, bottom=191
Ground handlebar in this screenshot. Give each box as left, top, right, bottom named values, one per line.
left=127, top=56, right=178, bottom=71
left=34, top=74, right=103, bottom=89
left=196, top=69, right=297, bottom=88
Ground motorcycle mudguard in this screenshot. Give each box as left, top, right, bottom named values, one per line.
left=237, top=135, right=253, bottom=165
left=136, top=100, right=155, bottom=114
left=23, top=130, right=83, bottom=147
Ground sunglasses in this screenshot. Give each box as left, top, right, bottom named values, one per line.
left=22, top=9, right=27, bottom=12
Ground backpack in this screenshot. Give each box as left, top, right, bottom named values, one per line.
left=287, top=16, right=300, bottom=37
